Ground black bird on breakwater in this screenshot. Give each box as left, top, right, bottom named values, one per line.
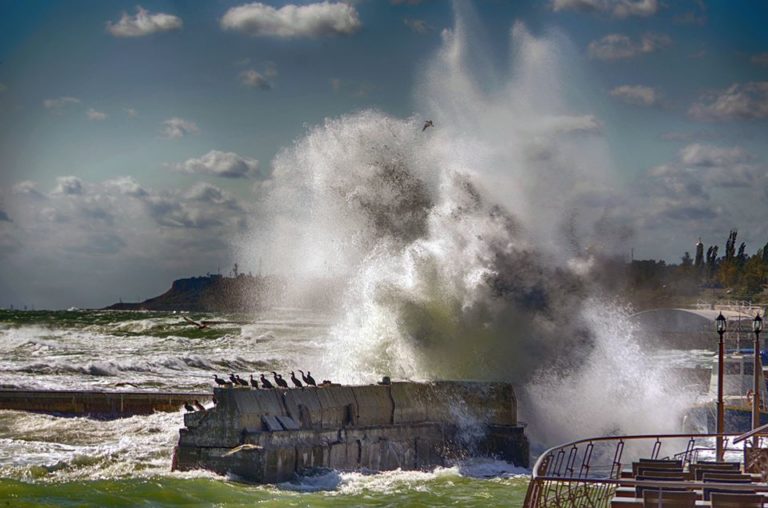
left=184, top=402, right=195, bottom=412
left=193, top=400, right=206, bottom=412
left=290, top=371, right=303, bottom=388
left=229, top=374, right=238, bottom=384
left=260, top=374, right=274, bottom=389
left=249, top=374, right=259, bottom=388
left=235, top=375, right=249, bottom=387
left=422, top=120, right=433, bottom=131
left=213, top=374, right=228, bottom=386
left=299, top=370, right=316, bottom=387
left=273, top=372, right=289, bottom=388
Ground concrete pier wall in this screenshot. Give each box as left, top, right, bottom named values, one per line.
left=0, top=390, right=210, bottom=418
left=173, top=381, right=528, bottom=482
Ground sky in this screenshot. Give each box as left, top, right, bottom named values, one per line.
left=1, top=0, right=768, bottom=309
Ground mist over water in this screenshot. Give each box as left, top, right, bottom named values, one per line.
left=242, top=3, right=692, bottom=446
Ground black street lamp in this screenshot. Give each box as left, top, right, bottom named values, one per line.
left=752, top=312, right=764, bottom=447
left=715, top=312, right=726, bottom=461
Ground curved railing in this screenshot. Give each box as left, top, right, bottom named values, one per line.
left=522, top=433, right=764, bottom=508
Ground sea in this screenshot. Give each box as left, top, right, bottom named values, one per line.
left=0, top=309, right=531, bottom=507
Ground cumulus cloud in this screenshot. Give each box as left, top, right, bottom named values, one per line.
left=161, top=117, right=199, bottom=139
left=106, top=6, right=183, bottom=37
left=170, top=150, right=261, bottom=178
left=43, top=97, right=80, bottom=112
left=12, top=181, right=46, bottom=199
left=86, top=108, right=107, bottom=121
left=105, top=176, right=147, bottom=197
left=221, top=1, right=362, bottom=38
left=689, top=82, right=768, bottom=121
left=548, top=114, right=603, bottom=134
left=403, top=17, right=431, bottom=34
left=240, top=69, right=271, bottom=90
left=609, top=85, right=659, bottom=106
left=551, top=0, right=659, bottom=18
left=752, top=53, right=768, bottom=67
left=52, top=176, right=84, bottom=196
left=124, top=107, right=138, bottom=118
left=679, top=143, right=752, bottom=167
left=588, top=33, right=670, bottom=61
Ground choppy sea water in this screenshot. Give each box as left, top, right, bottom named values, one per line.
left=0, top=310, right=530, bottom=506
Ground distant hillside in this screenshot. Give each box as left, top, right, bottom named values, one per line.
left=105, top=274, right=285, bottom=312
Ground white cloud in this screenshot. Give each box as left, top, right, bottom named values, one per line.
left=240, top=69, right=271, bottom=90
left=548, top=114, right=602, bottom=134
left=161, top=117, right=199, bottom=139
left=679, top=144, right=752, bottom=167
left=752, top=53, right=768, bottom=67
left=221, top=2, right=362, bottom=38
left=106, top=6, right=182, bottom=38
left=689, top=82, right=768, bottom=121
left=124, top=107, right=138, bottom=118
left=43, top=97, right=80, bottom=112
left=551, top=0, right=659, bottom=18
left=86, top=108, right=107, bottom=121
left=588, top=33, right=670, bottom=61
left=609, top=85, right=659, bottom=106
left=403, top=17, right=430, bottom=34
left=52, top=176, right=84, bottom=196
left=105, top=176, right=147, bottom=197
left=12, top=181, right=46, bottom=199
left=171, top=150, right=262, bottom=178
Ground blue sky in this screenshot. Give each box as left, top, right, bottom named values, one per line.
left=1, top=0, right=768, bottom=308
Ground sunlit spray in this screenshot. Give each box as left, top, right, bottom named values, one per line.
left=242, top=1, right=695, bottom=448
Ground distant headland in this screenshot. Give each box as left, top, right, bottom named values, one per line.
left=105, top=266, right=285, bottom=313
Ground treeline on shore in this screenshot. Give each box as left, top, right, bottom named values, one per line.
left=625, top=229, right=768, bottom=309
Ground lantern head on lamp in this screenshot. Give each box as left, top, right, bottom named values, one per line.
left=716, top=312, right=726, bottom=334
left=755, top=313, right=764, bottom=334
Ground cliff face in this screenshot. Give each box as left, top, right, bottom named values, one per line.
left=105, top=274, right=284, bottom=312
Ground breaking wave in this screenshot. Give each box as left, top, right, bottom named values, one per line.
left=243, top=1, right=693, bottom=446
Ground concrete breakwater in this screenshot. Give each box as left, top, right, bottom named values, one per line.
left=0, top=390, right=209, bottom=418
left=173, top=381, right=529, bottom=483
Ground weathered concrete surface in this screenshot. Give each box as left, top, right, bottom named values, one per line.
left=0, top=390, right=210, bottom=418
left=173, top=381, right=528, bottom=482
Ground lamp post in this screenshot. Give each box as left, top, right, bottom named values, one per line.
left=752, top=312, right=763, bottom=448
left=715, top=312, right=726, bottom=461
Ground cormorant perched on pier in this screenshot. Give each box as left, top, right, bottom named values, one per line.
left=260, top=374, right=274, bottom=389
left=273, top=372, right=289, bottom=388
left=249, top=374, right=259, bottom=388
left=299, top=370, right=317, bottom=387
left=193, top=400, right=206, bottom=412
left=184, top=402, right=195, bottom=412
left=213, top=374, right=228, bottom=386
left=422, top=120, right=433, bottom=131
left=235, top=375, right=249, bottom=387
left=229, top=374, right=238, bottom=384
left=290, top=371, right=303, bottom=388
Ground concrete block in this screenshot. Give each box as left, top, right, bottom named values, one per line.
left=276, top=416, right=300, bottom=430
left=282, top=389, right=322, bottom=429
left=391, top=382, right=431, bottom=423
left=262, top=415, right=284, bottom=431
left=351, top=385, right=393, bottom=426
left=316, top=386, right=357, bottom=429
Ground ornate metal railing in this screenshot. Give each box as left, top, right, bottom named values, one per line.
left=523, top=433, right=764, bottom=508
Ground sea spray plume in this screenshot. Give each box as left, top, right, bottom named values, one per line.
left=243, top=1, right=693, bottom=445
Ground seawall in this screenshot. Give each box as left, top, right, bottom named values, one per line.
left=0, top=390, right=210, bottom=418
left=173, top=380, right=529, bottom=482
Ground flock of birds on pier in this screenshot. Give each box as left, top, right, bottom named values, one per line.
left=213, top=370, right=333, bottom=389
left=183, top=371, right=334, bottom=413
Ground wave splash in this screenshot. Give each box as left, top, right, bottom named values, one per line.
left=247, top=3, right=692, bottom=446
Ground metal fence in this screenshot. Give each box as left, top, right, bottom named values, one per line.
left=523, top=433, right=757, bottom=508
